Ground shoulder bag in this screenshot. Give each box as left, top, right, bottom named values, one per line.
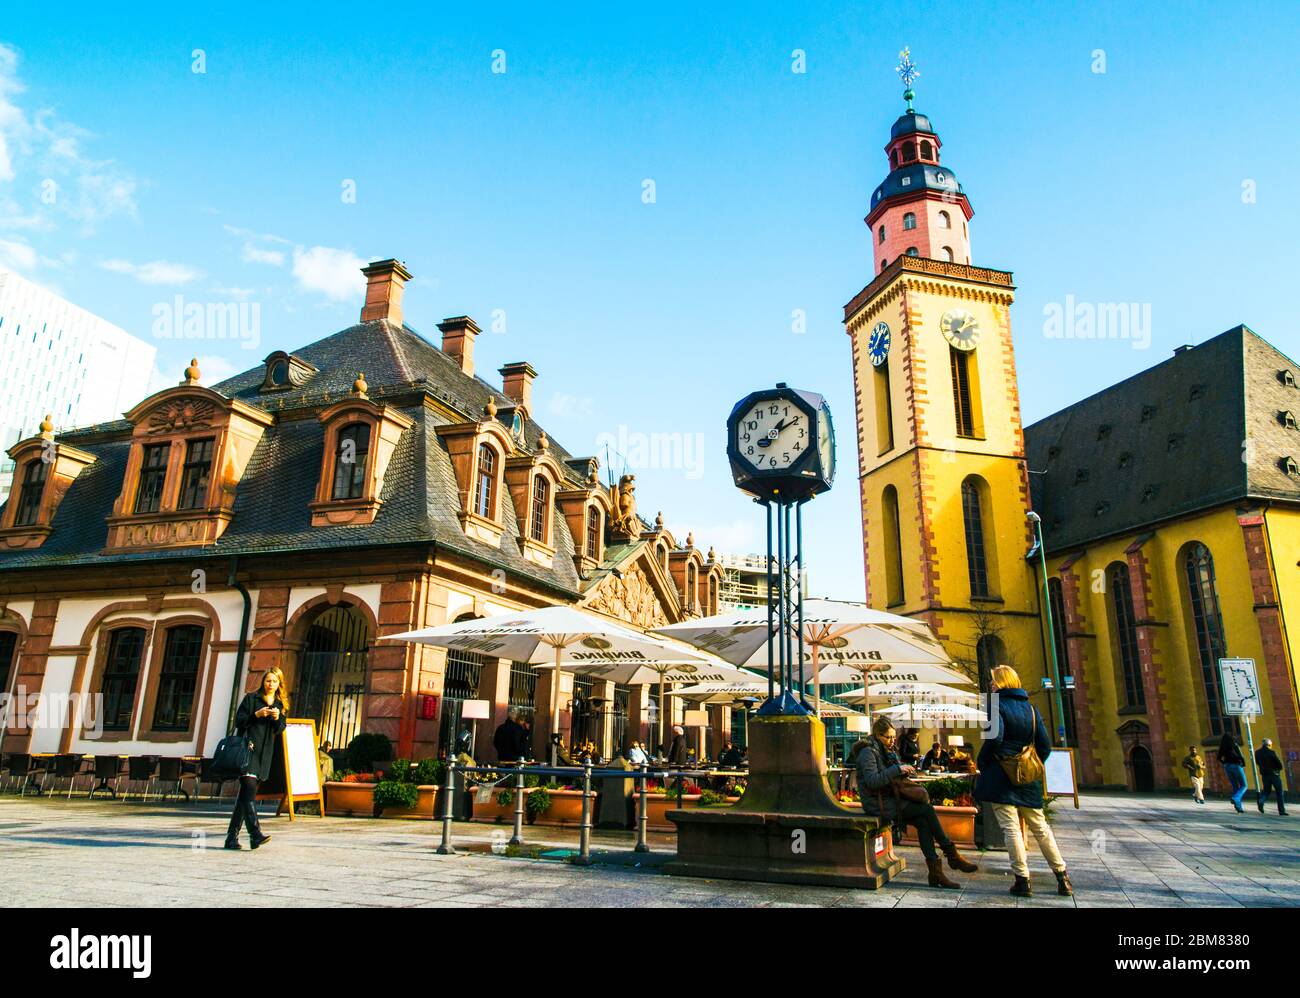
left=998, top=704, right=1046, bottom=787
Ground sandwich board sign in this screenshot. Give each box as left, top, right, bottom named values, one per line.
left=1043, top=747, right=1079, bottom=809
left=1218, top=659, right=1262, bottom=716
left=259, top=717, right=325, bottom=820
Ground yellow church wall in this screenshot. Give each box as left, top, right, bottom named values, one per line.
left=1049, top=506, right=1285, bottom=788
left=1263, top=507, right=1300, bottom=700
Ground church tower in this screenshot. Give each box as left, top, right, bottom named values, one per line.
left=844, top=51, right=1048, bottom=698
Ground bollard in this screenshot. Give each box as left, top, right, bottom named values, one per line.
left=436, top=760, right=456, bottom=855
left=635, top=763, right=649, bottom=853
left=510, top=760, right=526, bottom=846
left=574, top=760, right=593, bottom=866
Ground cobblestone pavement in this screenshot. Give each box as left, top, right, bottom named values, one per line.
left=1, top=791, right=1296, bottom=908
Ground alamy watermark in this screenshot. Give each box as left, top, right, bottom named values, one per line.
left=1043, top=295, right=1151, bottom=350
left=594, top=424, right=706, bottom=480
left=152, top=295, right=261, bottom=350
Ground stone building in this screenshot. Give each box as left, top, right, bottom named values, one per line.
left=0, top=259, right=724, bottom=765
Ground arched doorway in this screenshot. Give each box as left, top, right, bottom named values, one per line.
left=440, top=614, right=485, bottom=759
left=295, top=605, right=370, bottom=751
left=1130, top=745, right=1155, bottom=792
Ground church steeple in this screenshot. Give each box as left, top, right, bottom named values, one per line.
left=865, top=49, right=974, bottom=274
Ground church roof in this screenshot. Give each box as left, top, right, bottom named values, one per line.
left=890, top=110, right=936, bottom=140
left=1025, top=325, right=1300, bottom=554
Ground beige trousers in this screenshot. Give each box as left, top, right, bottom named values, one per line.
left=991, top=803, right=1067, bottom=878
left=1190, top=776, right=1204, bottom=801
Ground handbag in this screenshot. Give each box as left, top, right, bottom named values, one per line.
left=998, top=705, right=1046, bottom=787
left=211, top=725, right=254, bottom=781
left=892, top=777, right=929, bottom=804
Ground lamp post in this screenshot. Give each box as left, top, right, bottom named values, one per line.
left=1027, top=511, right=1068, bottom=747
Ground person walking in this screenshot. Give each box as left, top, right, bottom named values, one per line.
left=1217, top=731, right=1248, bottom=813
left=1255, top=738, right=1288, bottom=815
left=666, top=725, right=689, bottom=767
left=856, top=716, right=979, bottom=889
left=1181, top=745, right=1206, bottom=805
left=493, top=710, right=525, bottom=764
left=975, top=665, right=1072, bottom=898
left=225, top=667, right=288, bottom=850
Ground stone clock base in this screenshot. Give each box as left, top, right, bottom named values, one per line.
left=665, top=714, right=904, bottom=889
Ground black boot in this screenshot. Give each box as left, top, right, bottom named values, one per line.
left=225, top=799, right=244, bottom=848
left=1010, top=875, right=1032, bottom=897
left=245, top=801, right=271, bottom=850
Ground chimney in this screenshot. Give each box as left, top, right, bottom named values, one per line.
left=499, top=362, right=537, bottom=415
left=360, top=258, right=412, bottom=325
left=437, top=315, right=481, bottom=376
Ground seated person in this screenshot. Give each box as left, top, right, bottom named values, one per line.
left=921, top=742, right=950, bottom=771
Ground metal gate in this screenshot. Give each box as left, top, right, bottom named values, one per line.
left=297, top=607, right=369, bottom=749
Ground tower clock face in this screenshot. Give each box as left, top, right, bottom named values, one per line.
left=734, top=398, right=808, bottom=471
left=868, top=321, right=891, bottom=367
left=941, top=308, right=981, bottom=351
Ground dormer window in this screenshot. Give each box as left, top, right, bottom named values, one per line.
left=1281, top=369, right=1297, bottom=388
left=134, top=444, right=170, bottom=514
left=331, top=424, right=370, bottom=500
left=530, top=476, right=550, bottom=543
left=259, top=351, right=319, bottom=392
left=1141, top=404, right=1157, bottom=422
left=1282, top=456, right=1299, bottom=477
left=13, top=458, right=47, bottom=527
left=177, top=438, right=215, bottom=510
left=0, top=417, right=96, bottom=550
left=1281, top=411, right=1298, bottom=431
left=311, top=384, right=413, bottom=529
left=1189, top=384, right=1206, bottom=401
left=586, top=506, right=601, bottom=560
left=474, top=443, right=498, bottom=519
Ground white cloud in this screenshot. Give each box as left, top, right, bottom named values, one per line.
left=100, top=258, right=202, bottom=285
left=0, top=237, right=37, bottom=272
left=194, top=353, right=240, bottom=383
left=548, top=393, right=597, bottom=419
left=292, top=245, right=366, bottom=301
left=209, top=285, right=257, bottom=301
left=241, top=243, right=285, bottom=266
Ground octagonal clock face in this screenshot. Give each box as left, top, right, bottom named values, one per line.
left=941, top=308, right=981, bottom=351
left=868, top=321, right=891, bottom=367
left=733, top=398, right=809, bottom=472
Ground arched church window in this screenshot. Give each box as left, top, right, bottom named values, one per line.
left=938, top=210, right=951, bottom=229
left=942, top=246, right=954, bottom=262
left=960, top=476, right=997, bottom=599
left=882, top=485, right=904, bottom=606
left=903, top=212, right=917, bottom=231
left=920, top=140, right=933, bottom=160
left=905, top=246, right=919, bottom=257
left=1106, top=562, right=1146, bottom=710
left=878, top=225, right=886, bottom=244
left=1183, top=543, right=1233, bottom=737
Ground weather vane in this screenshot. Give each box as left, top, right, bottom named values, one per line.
left=896, top=46, right=919, bottom=110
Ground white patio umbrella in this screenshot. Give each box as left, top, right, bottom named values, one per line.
left=388, top=605, right=713, bottom=759
left=672, top=679, right=862, bottom=718
left=835, top=681, right=979, bottom=705
left=878, top=701, right=988, bottom=726
left=655, top=599, right=954, bottom=718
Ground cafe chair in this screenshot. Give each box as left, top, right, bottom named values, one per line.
left=47, top=754, right=86, bottom=798
left=88, top=755, right=126, bottom=799
left=121, top=755, right=160, bottom=802
left=156, top=757, right=191, bottom=803
left=14, top=754, right=49, bottom=796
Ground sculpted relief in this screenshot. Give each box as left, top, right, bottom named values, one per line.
left=586, top=562, right=668, bottom=629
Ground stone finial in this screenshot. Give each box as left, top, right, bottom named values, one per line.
left=353, top=372, right=368, bottom=397
left=707, top=546, right=716, bottom=562
left=537, top=430, right=549, bottom=452
left=686, top=531, right=695, bottom=548
left=39, top=413, right=55, bottom=440
left=183, top=358, right=201, bottom=385
left=484, top=398, right=498, bottom=419
left=587, top=464, right=600, bottom=487
left=655, top=510, right=664, bottom=528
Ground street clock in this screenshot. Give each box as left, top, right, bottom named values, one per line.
left=726, top=383, right=835, bottom=501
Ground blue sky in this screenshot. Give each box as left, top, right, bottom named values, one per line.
left=2, top=1, right=1298, bottom=599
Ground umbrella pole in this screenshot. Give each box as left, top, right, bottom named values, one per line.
left=550, top=642, right=563, bottom=766
left=658, top=673, right=666, bottom=756
left=812, top=642, right=822, bottom=720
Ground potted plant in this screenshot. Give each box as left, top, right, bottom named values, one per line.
left=324, top=771, right=379, bottom=816
left=898, top=776, right=978, bottom=847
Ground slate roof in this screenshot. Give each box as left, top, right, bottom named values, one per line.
left=1025, top=325, right=1300, bottom=554
left=0, top=318, right=610, bottom=596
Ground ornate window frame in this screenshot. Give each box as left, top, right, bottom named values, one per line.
left=310, top=393, right=413, bottom=527
left=0, top=429, right=96, bottom=550
left=436, top=412, right=516, bottom=547
left=84, top=618, right=155, bottom=741
left=138, top=615, right=214, bottom=742
left=105, top=381, right=273, bottom=551
left=503, top=447, right=565, bottom=567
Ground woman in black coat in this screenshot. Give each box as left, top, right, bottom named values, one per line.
left=974, top=664, right=1071, bottom=897
left=225, top=667, right=288, bottom=850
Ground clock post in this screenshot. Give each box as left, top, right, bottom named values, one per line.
left=665, top=384, right=904, bottom=889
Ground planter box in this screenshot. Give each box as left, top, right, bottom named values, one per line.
left=325, top=781, right=377, bottom=817
left=376, top=785, right=438, bottom=820
left=470, top=787, right=590, bottom=826
left=639, top=794, right=741, bottom=832
left=899, top=804, right=978, bottom=848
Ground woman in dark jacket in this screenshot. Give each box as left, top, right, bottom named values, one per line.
left=1217, top=731, right=1248, bottom=813
left=225, top=666, right=288, bottom=850
left=897, top=728, right=921, bottom=767
left=975, top=664, right=1071, bottom=897
left=856, top=716, right=978, bottom=889
left=666, top=725, right=689, bottom=767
